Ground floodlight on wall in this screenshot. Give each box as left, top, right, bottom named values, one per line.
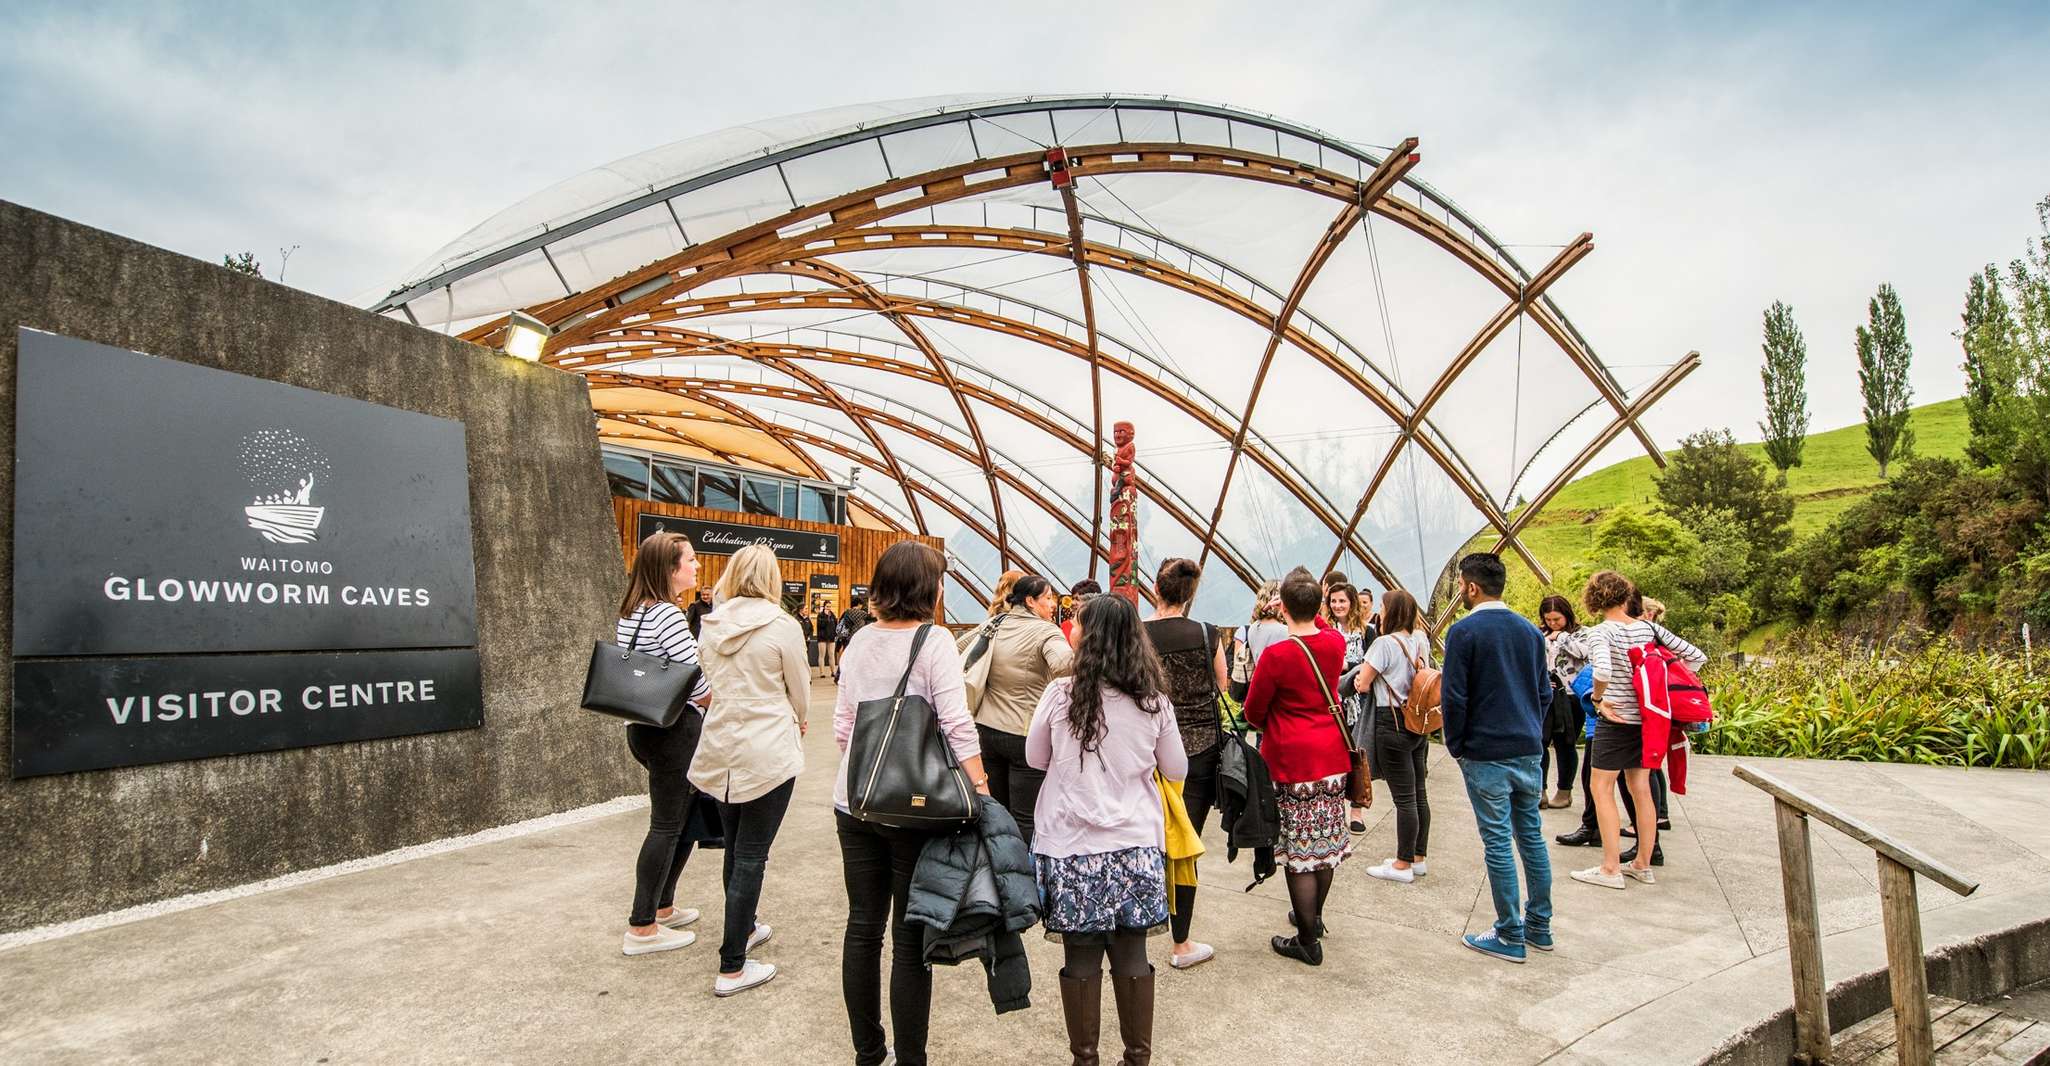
left=501, top=311, right=551, bottom=361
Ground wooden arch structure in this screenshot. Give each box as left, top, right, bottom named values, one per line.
left=376, top=95, right=1696, bottom=619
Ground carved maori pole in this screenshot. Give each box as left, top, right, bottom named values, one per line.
left=1107, top=421, right=1141, bottom=604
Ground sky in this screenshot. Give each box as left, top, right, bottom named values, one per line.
left=4, top=0, right=2048, bottom=470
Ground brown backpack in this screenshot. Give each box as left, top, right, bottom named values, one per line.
left=1399, top=639, right=1443, bottom=735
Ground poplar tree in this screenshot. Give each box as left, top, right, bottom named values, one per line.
left=1758, top=300, right=1809, bottom=482
left=1856, top=283, right=1915, bottom=478
left=1959, top=266, right=2019, bottom=467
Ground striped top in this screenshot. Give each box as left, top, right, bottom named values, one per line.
left=1583, top=619, right=1705, bottom=724
left=615, top=601, right=713, bottom=711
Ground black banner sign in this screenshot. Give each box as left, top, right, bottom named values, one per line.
left=636, top=512, right=839, bottom=563
left=808, top=573, right=841, bottom=589
left=11, top=649, right=484, bottom=778
left=11, top=329, right=479, bottom=656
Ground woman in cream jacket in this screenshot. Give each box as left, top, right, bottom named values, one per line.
left=691, top=543, right=811, bottom=998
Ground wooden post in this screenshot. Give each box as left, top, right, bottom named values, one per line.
left=1775, top=801, right=1833, bottom=1064
left=1877, top=856, right=1933, bottom=1064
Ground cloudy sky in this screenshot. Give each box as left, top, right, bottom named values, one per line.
left=4, top=1, right=2047, bottom=461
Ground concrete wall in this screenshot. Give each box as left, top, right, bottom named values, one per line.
left=0, top=201, right=640, bottom=932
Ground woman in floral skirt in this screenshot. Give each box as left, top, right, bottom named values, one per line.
left=1243, top=567, right=1354, bottom=966
left=1028, top=593, right=1187, bottom=1066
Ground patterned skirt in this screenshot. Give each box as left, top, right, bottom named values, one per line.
left=1276, top=774, right=1354, bottom=873
left=1035, top=845, right=1170, bottom=940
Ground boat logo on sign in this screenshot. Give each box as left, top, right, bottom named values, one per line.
left=237, top=428, right=332, bottom=545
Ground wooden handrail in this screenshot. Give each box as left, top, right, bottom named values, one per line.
left=1735, top=763, right=1980, bottom=1065
left=1733, top=765, right=1980, bottom=897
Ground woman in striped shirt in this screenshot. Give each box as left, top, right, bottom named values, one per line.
left=616, top=531, right=716, bottom=956
left=1568, top=570, right=1705, bottom=892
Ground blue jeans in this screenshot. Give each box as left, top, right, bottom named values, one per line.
left=1459, top=755, right=1553, bottom=942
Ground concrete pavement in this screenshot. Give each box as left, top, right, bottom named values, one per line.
left=4, top=679, right=2046, bottom=1064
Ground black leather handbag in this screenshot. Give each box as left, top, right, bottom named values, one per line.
left=846, top=624, right=976, bottom=829
left=581, top=607, right=703, bottom=728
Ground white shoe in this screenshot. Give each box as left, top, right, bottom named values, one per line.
left=622, top=927, right=696, bottom=956
left=1366, top=860, right=1415, bottom=883
left=657, top=907, right=700, bottom=929
left=714, top=958, right=777, bottom=997
left=747, top=922, right=773, bottom=951
left=1570, top=866, right=1627, bottom=890
left=1169, top=942, right=1215, bottom=969
left=1622, top=865, right=1658, bottom=885
left=1411, top=860, right=1428, bottom=877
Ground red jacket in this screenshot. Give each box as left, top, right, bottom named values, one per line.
left=1243, top=627, right=1350, bottom=785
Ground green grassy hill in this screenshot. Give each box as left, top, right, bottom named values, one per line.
left=1488, top=397, right=1970, bottom=612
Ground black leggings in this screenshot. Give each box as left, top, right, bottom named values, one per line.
left=837, top=810, right=934, bottom=1066
left=1372, top=709, right=1431, bottom=862
left=1540, top=690, right=1580, bottom=791
left=978, top=724, right=1046, bottom=849
left=1063, top=931, right=1150, bottom=979
left=1169, top=745, right=1220, bottom=945
left=626, top=716, right=701, bottom=927
left=714, top=779, right=794, bottom=972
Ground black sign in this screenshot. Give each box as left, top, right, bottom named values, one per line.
left=11, top=649, right=483, bottom=777
left=781, top=581, right=806, bottom=610
left=809, top=573, right=841, bottom=590
left=11, top=329, right=479, bottom=655
left=636, top=512, right=839, bottom=563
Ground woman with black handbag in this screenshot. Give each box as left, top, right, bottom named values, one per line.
left=832, top=541, right=990, bottom=1066
left=615, top=531, right=715, bottom=958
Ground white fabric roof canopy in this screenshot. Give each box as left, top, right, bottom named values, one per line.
left=375, top=94, right=1694, bottom=624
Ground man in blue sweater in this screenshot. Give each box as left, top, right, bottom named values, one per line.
left=1441, top=553, right=1556, bottom=963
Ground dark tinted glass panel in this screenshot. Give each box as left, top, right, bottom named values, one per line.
left=697, top=471, right=740, bottom=512
left=743, top=477, right=780, bottom=516
left=799, top=486, right=833, bottom=524
left=781, top=484, right=799, bottom=518
left=604, top=452, right=650, bottom=499
left=650, top=462, right=694, bottom=505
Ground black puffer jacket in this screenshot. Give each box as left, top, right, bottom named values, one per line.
left=905, top=797, right=1039, bottom=1014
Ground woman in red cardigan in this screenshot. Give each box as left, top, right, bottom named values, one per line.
left=1242, top=568, right=1353, bottom=966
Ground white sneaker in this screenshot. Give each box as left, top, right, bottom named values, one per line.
left=714, top=958, right=777, bottom=997
left=1622, top=865, right=1658, bottom=885
left=657, top=907, right=701, bottom=929
left=622, top=927, right=696, bottom=956
left=1411, top=860, right=1429, bottom=877
left=1366, top=860, right=1415, bottom=883
left=1169, top=942, right=1215, bottom=969
left=747, top=922, right=773, bottom=951
left=1570, top=865, right=1627, bottom=890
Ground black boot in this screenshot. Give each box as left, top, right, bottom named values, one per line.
left=1269, top=934, right=1323, bottom=966
left=1555, top=826, right=1599, bottom=847
left=1110, top=967, right=1154, bottom=1066
left=1059, top=970, right=1102, bottom=1066
left=1620, top=842, right=1665, bottom=867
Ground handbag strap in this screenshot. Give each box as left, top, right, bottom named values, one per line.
left=623, top=602, right=671, bottom=664
left=890, top=623, right=935, bottom=700
left=1290, top=635, right=1358, bottom=754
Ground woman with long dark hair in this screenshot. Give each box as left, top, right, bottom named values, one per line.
left=1142, top=557, right=1229, bottom=970
left=615, top=531, right=715, bottom=957
left=1536, top=595, right=1589, bottom=809
left=1028, top=593, right=1186, bottom=1066
left=1345, top=588, right=1433, bottom=883
left=833, top=542, right=990, bottom=1066
left=960, top=573, right=1073, bottom=847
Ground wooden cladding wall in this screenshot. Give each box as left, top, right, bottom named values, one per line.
left=612, top=497, right=948, bottom=619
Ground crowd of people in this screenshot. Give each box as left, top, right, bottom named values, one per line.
left=606, top=532, right=1709, bottom=1062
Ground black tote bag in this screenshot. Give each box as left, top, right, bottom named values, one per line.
left=846, top=624, right=976, bottom=829
left=581, top=607, right=703, bottom=728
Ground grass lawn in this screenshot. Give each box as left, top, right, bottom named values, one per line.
left=1485, top=397, right=1969, bottom=609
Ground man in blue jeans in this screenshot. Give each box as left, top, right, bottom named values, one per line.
left=1440, top=552, right=1556, bottom=963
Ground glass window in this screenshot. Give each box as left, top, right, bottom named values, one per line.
left=650, top=461, right=694, bottom=506
left=781, top=484, right=799, bottom=519
left=604, top=451, right=650, bottom=499
left=743, top=477, right=780, bottom=516
left=799, top=486, right=834, bottom=525
left=697, top=470, right=740, bottom=512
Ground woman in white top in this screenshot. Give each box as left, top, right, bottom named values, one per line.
left=1342, top=589, right=1433, bottom=883
left=832, top=542, right=991, bottom=1066
left=691, top=544, right=811, bottom=997
left=615, top=531, right=716, bottom=958
left=1569, top=571, right=1706, bottom=891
